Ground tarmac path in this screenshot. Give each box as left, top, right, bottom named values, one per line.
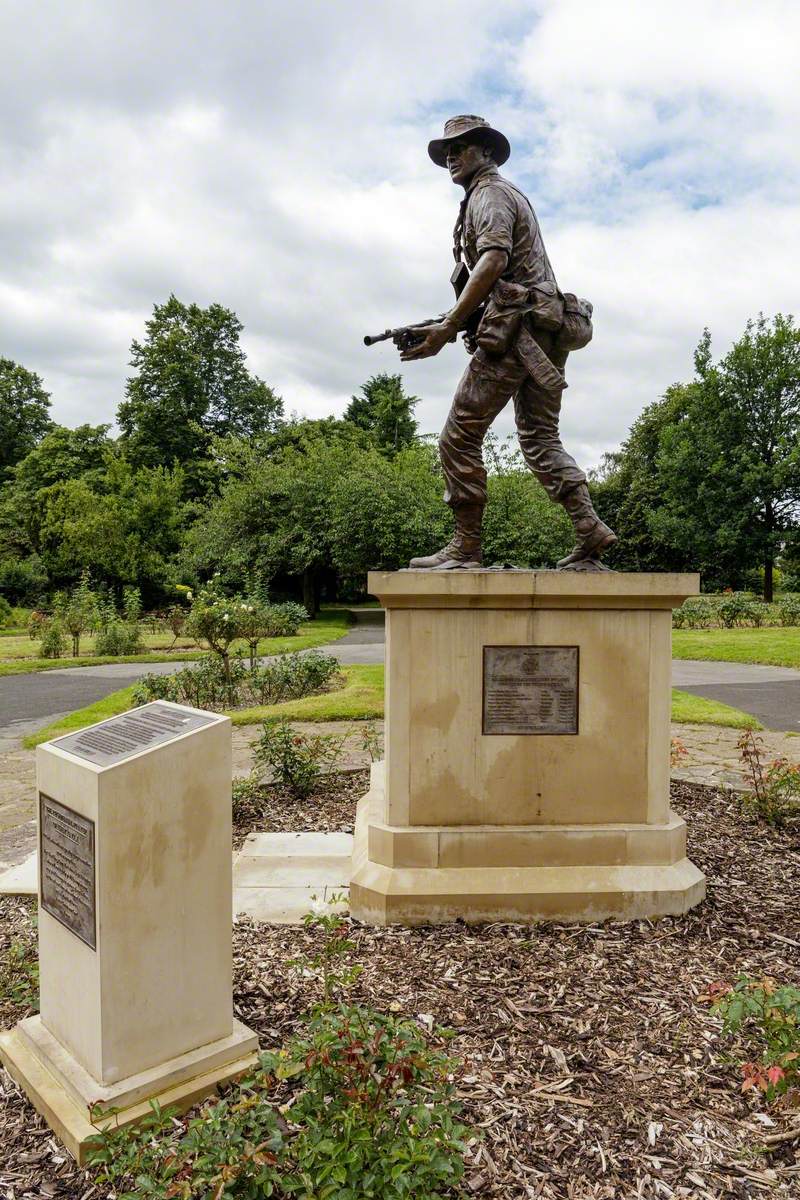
left=1, top=620, right=799, bottom=740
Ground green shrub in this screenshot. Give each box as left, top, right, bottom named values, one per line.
left=738, top=729, right=800, bottom=827
left=718, top=592, right=754, bottom=628
left=271, top=600, right=309, bottom=633
left=249, top=651, right=339, bottom=705
left=122, top=587, right=142, bottom=625
left=133, top=651, right=339, bottom=712
left=748, top=601, right=770, bottom=627
left=87, top=902, right=470, bottom=1198
left=38, top=620, right=66, bottom=659
left=777, top=595, right=800, bottom=626
left=678, top=596, right=717, bottom=629
left=163, top=602, right=187, bottom=647
left=279, top=1007, right=468, bottom=1199
left=0, top=937, right=39, bottom=1012
left=87, top=1074, right=284, bottom=1196
left=27, top=609, right=48, bottom=640
left=0, top=595, right=12, bottom=627
left=280, top=901, right=469, bottom=1199
left=54, top=572, right=98, bottom=656
left=186, top=583, right=247, bottom=680
left=231, top=774, right=265, bottom=823
left=95, top=621, right=143, bottom=656
left=254, top=720, right=345, bottom=797
left=710, top=976, right=800, bottom=1098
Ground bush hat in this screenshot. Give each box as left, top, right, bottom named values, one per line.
left=428, top=115, right=511, bottom=168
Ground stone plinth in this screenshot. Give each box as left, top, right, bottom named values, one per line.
left=0, top=702, right=258, bottom=1164
left=350, top=571, right=706, bottom=925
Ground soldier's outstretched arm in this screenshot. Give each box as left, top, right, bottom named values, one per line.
left=400, top=248, right=508, bottom=361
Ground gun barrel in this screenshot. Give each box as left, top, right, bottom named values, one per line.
left=363, top=331, right=393, bottom=346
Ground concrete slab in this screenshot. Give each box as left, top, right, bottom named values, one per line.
left=240, top=831, right=354, bottom=857
left=234, top=856, right=350, bottom=889
left=0, top=850, right=37, bottom=895
left=233, top=885, right=349, bottom=924
left=232, top=832, right=353, bottom=924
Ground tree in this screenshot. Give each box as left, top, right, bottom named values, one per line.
left=653, top=318, right=800, bottom=599
left=344, top=374, right=419, bottom=454
left=34, top=460, right=187, bottom=603
left=117, top=296, right=283, bottom=495
left=13, top=424, right=113, bottom=494
left=594, top=317, right=800, bottom=598
left=0, top=358, right=52, bottom=476
left=589, top=387, right=695, bottom=574
left=184, top=428, right=363, bottom=613
left=328, top=443, right=452, bottom=583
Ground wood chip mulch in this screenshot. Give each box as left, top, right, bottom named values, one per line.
left=2, top=778, right=799, bottom=1197
left=232, top=768, right=365, bottom=848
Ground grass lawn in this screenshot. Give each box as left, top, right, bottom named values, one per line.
left=0, top=610, right=352, bottom=676
left=229, top=665, right=384, bottom=725
left=24, top=686, right=140, bottom=747
left=25, top=668, right=759, bottom=747
left=672, top=626, right=800, bottom=668
left=670, top=688, right=761, bottom=729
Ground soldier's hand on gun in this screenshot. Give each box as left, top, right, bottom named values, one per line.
left=398, top=318, right=458, bottom=361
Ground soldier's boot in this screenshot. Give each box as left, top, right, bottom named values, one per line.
left=556, top=483, right=617, bottom=569
left=409, top=503, right=483, bottom=569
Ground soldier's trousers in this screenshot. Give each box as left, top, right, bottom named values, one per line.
left=439, top=327, right=586, bottom=510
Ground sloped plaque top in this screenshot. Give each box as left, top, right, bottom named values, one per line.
left=50, top=702, right=217, bottom=767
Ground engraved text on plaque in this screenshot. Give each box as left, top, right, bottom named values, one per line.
left=53, top=702, right=216, bottom=767
left=483, top=646, right=579, bottom=735
left=40, top=793, right=96, bottom=949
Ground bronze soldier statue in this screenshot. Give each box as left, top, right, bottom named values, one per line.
left=384, top=115, right=616, bottom=571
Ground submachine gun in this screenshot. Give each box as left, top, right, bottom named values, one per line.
left=364, top=262, right=483, bottom=352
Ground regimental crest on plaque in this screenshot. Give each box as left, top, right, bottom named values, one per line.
left=39, top=793, right=97, bottom=950
left=483, top=646, right=579, bottom=736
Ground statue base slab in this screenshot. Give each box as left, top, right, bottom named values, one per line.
left=349, top=569, right=706, bottom=926
left=351, top=765, right=705, bottom=924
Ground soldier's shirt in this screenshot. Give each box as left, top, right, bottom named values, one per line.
left=461, top=164, right=555, bottom=291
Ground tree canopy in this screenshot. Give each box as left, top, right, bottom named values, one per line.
left=117, top=296, right=284, bottom=496
left=2, top=303, right=796, bottom=609
left=595, top=316, right=800, bottom=599
left=344, top=373, right=419, bottom=454
left=0, top=358, right=52, bottom=478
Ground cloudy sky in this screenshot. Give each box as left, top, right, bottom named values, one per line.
left=1, top=0, right=798, bottom=467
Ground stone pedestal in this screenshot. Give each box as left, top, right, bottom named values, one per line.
left=350, top=571, right=706, bottom=925
left=0, top=702, right=258, bottom=1164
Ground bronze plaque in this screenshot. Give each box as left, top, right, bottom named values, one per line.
left=39, top=793, right=96, bottom=950
left=52, top=702, right=216, bottom=767
left=483, top=646, right=579, bottom=736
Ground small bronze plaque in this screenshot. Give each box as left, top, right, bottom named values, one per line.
left=39, top=793, right=96, bottom=950
left=483, top=646, right=579, bottom=736
left=52, top=702, right=216, bottom=767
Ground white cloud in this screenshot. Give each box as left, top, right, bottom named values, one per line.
left=0, top=0, right=797, bottom=469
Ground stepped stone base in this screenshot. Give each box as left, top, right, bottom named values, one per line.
left=0, top=1018, right=258, bottom=1166
left=350, top=765, right=706, bottom=925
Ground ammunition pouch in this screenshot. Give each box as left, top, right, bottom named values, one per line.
left=554, top=293, right=593, bottom=352
left=527, top=279, right=564, bottom=331
left=475, top=277, right=592, bottom=364
left=475, top=279, right=529, bottom=356
left=515, top=325, right=567, bottom=397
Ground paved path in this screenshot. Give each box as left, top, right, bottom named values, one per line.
left=1, top=623, right=799, bottom=744
left=671, top=660, right=800, bottom=733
